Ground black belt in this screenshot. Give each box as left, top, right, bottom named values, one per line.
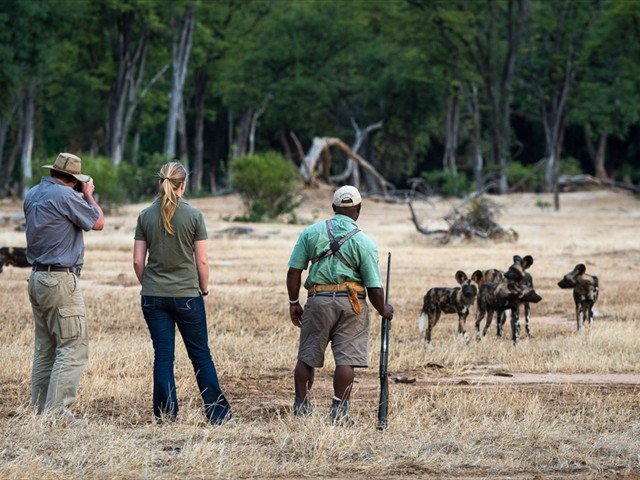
left=33, top=265, right=81, bottom=276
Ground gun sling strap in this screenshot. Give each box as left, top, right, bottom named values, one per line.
left=309, top=219, right=364, bottom=314
left=310, top=219, right=361, bottom=270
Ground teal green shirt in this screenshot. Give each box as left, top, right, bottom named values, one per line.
left=288, top=214, right=382, bottom=289
left=134, top=198, right=208, bottom=297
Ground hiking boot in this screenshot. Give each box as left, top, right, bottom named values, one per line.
left=328, top=398, right=353, bottom=426
left=293, top=398, right=312, bottom=417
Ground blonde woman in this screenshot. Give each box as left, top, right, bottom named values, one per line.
left=133, top=162, right=230, bottom=424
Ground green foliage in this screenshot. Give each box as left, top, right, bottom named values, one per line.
left=535, top=199, right=552, bottom=210
left=230, top=152, right=299, bottom=221
left=559, top=157, right=583, bottom=176
left=79, top=155, right=123, bottom=206
left=613, top=163, right=640, bottom=184
left=507, top=162, right=545, bottom=191
left=119, top=153, right=170, bottom=200
left=421, top=169, right=471, bottom=197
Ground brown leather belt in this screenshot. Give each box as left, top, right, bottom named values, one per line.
left=308, top=282, right=365, bottom=295
left=308, top=282, right=365, bottom=314
left=33, top=265, right=81, bottom=276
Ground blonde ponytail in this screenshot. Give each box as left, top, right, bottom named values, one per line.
left=158, top=162, right=187, bottom=235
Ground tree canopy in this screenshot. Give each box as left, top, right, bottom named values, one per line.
left=0, top=0, right=639, bottom=200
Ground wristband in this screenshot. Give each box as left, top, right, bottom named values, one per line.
left=289, top=298, right=299, bottom=304
left=201, top=291, right=209, bottom=296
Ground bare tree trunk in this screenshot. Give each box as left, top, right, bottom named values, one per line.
left=248, top=95, right=271, bottom=155
left=443, top=86, right=459, bottom=175
left=164, top=1, right=195, bottom=159
left=105, top=10, right=150, bottom=167
left=231, top=108, right=252, bottom=159
left=0, top=99, right=19, bottom=174
left=191, top=75, right=208, bottom=192
left=542, top=54, right=573, bottom=194
left=21, top=84, right=35, bottom=198
left=276, top=130, right=293, bottom=163
left=584, top=127, right=609, bottom=179
left=593, top=133, right=607, bottom=179
left=3, top=105, right=22, bottom=192
left=466, top=84, right=484, bottom=190
left=177, top=98, right=189, bottom=169
left=331, top=119, right=382, bottom=188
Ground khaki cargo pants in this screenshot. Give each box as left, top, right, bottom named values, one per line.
left=28, top=271, right=88, bottom=413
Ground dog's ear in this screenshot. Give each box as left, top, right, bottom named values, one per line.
left=522, top=255, right=534, bottom=269
left=507, top=282, right=521, bottom=293
left=455, top=270, right=468, bottom=285
left=471, top=270, right=483, bottom=284
left=574, top=264, right=586, bottom=275
left=512, top=255, right=522, bottom=264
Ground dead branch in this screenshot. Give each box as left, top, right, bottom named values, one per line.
left=558, top=174, right=639, bottom=193
left=298, top=136, right=392, bottom=196
left=409, top=194, right=517, bottom=243
left=331, top=119, right=383, bottom=185
left=407, top=198, right=448, bottom=235
left=290, top=131, right=313, bottom=184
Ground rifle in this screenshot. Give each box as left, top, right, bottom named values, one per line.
left=377, top=252, right=391, bottom=430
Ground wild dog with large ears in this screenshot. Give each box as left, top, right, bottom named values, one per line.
left=558, top=263, right=599, bottom=331
left=419, top=270, right=483, bottom=347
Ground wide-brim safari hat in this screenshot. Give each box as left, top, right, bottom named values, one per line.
left=42, top=153, right=90, bottom=182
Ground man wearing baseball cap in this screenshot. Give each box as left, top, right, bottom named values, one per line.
left=24, top=153, right=104, bottom=418
left=286, top=185, right=393, bottom=424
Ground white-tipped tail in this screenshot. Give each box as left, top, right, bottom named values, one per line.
left=419, top=311, right=426, bottom=332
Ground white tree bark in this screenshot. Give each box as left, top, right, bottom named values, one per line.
left=301, top=137, right=390, bottom=195
left=330, top=119, right=383, bottom=187
left=164, top=1, right=195, bottom=159
left=248, top=95, right=272, bottom=155
left=105, top=21, right=149, bottom=167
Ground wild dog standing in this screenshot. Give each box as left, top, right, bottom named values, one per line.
left=0, top=247, right=29, bottom=273
left=557, top=264, right=599, bottom=331
left=419, top=270, right=483, bottom=346
left=504, top=255, right=536, bottom=337
left=475, top=279, right=542, bottom=345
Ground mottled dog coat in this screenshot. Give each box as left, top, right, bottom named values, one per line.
left=0, top=247, right=29, bottom=273
left=419, top=270, right=483, bottom=346
left=474, top=277, right=542, bottom=345
left=558, top=263, right=599, bottom=331
left=504, top=255, right=536, bottom=337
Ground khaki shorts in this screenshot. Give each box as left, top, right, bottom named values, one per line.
left=298, top=294, right=370, bottom=368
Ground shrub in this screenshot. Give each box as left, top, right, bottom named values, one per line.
left=230, top=151, right=300, bottom=221
left=507, top=162, right=545, bottom=192
left=421, top=169, right=471, bottom=197
left=559, top=157, right=583, bottom=176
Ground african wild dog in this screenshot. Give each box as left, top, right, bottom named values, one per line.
left=557, top=263, right=599, bottom=331
left=0, top=247, right=29, bottom=273
left=474, top=278, right=542, bottom=345
left=419, top=270, right=483, bottom=346
left=504, top=255, right=536, bottom=337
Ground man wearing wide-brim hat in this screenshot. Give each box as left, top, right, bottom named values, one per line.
left=286, top=185, right=394, bottom=424
left=23, top=152, right=104, bottom=418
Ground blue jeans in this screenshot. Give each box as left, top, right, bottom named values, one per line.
left=141, top=295, right=230, bottom=423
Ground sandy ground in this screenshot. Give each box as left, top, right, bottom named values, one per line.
left=0, top=187, right=639, bottom=479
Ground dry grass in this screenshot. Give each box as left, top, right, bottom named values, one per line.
left=0, top=189, right=639, bottom=479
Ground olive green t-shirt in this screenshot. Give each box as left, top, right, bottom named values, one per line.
left=134, top=198, right=208, bottom=297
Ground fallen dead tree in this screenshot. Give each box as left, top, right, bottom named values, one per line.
left=558, top=174, right=639, bottom=193
left=296, top=136, right=392, bottom=197
left=408, top=194, right=518, bottom=243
